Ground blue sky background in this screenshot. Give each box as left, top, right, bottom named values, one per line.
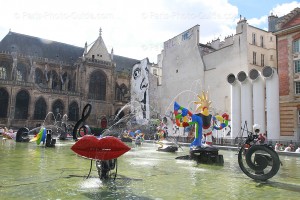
left=0, top=0, right=299, bottom=62
left=228, top=0, right=287, bottom=18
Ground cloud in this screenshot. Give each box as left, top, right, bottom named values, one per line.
left=248, top=16, right=268, bottom=27
left=0, top=0, right=251, bottom=62
left=271, top=1, right=300, bottom=17
left=239, top=1, right=300, bottom=33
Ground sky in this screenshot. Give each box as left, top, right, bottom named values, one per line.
left=0, top=0, right=299, bottom=63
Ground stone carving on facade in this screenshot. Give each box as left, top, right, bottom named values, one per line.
left=29, top=56, right=36, bottom=82
left=11, top=52, right=17, bottom=80
left=44, top=63, right=49, bottom=82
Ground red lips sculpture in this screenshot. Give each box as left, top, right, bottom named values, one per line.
left=71, top=135, right=131, bottom=160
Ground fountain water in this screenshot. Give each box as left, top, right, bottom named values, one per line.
left=16, top=111, right=73, bottom=145
left=1, top=140, right=299, bottom=199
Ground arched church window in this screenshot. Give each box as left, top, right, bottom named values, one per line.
left=68, top=77, right=73, bottom=91
left=14, top=90, right=30, bottom=119
left=0, top=88, right=9, bottom=118
left=0, top=66, right=7, bottom=79
left=89, top=70, right=106, bottom=100
left=68, top=101, right=79, bottom=121
left=62, top=72, right=67, bottom=83
left=16, top=63, right=28, bottom=82
left=0, top=60, right=11, bottom=80
left=35, top=68, right=44, bottom=85
left=68, top=72, right=76, bottom=92
left=120, top=84, right=128, bottom=101
left=115, top=84, right=121, bottom=101
left=52, top=99, right=64, bottom=121
left=34, top=97, right=47, bottom=120
left=50, top=70, right=60, bottom=90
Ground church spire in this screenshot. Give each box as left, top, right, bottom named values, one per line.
left=84, top=42, right=88, bottom=55
left=99, top=27, right=102, bottom=38
left=111, top=48, right=114, bottom=60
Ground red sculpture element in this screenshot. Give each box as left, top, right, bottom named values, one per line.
left=71, top=135, right=131, bottom=160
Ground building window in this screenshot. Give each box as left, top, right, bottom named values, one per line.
left=294, top=39, right=300, bottom=53
left=153, top=69, right=157, bottom=75
left=295, top=60, right=300, bottom=73
left=260, top=36, right=264, bottom=47
left=50, top=70, right=60, bottom=90
left=34, top=97, right=47, bottom=120
left=270, top=55, right=274, bottom=60
left=35, top=68, right=44, bottom=85
left=261, top=54, right=264, bottom=67
left=0, top=88, right=9, bottom=118
left=0, top=66, right=7, bottom=79
left=16, top=63, right=28, bottom=82
left=253, top=52, right=257, bottom=65
left=115, top=85, right=122, bottom=101
left=52, top=100, right=64, bottom=119
left=16, top=70, right=23, bottom=81
left=68, top=101, right=79, bottom=121
left=14, top=90, right=29, bottom=119
left=89, top=70, right=106, bottom=100
left=295, top=82, right=300, bottom=94
left=270, top=36, right=273, bottom=42
left=252, top=33, right=256, bottom=45
left=298, top=110, right=300, bottom=124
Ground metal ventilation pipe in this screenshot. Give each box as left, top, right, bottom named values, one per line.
left=262, top=66, right=280, bottom=140
left=227, top=73, right=237, bottom=85
left=227, top=73, right=240, bottom=139
left=249, top=69, right=266, bottom=134
left=237, top=71, right=253, bottom=132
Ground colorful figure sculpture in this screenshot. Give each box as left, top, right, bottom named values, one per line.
left=174, top=101, right=203, bottom=148
left=175, top=91, right=230, bottom=147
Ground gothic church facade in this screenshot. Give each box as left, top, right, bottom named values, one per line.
left=0, top=30, right=139, bottom=129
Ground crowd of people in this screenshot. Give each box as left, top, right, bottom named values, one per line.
left=252, top=124, right=300, bottom=153
left=274, top=142, right=300, bottom=153
left=0, top=126, right=16, bottom=142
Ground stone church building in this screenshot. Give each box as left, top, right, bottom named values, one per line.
left=0, top=29, right=140, bottom=130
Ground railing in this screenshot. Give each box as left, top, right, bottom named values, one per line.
left=0, top=79, right=34, bottom=87
left=0, top=51, right=74, bottom=66
left=85, top=57, right=113, bottom=67
left=0, top=79, right=81, bottom=96
left=34, top=84, right=81, bottom=96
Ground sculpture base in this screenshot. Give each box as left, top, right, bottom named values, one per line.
left=176, top=146, right=224, bottom=165
left=157, top=145, right=178, bottom=152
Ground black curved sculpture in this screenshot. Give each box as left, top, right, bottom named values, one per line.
left=175, top=146, right=224, bottom=165
left=238, top=127, right=281, bottom=181
left=15, top=127, right=30, bottom=142
left=72, top=103, right=92, bottom=141
left=157, top=145, right=178, bottom=153
left=238, top=144, right=280, bottom=181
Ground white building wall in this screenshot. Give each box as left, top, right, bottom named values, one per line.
left=160, top=25, right=205, bottom=115
left=246, top=26, right=277, bottom=69
left=156, top=20, right=278, bottom=138
left=203, top=31, right=248, bottom=115
left=148, top=71, right=160, bottom=119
